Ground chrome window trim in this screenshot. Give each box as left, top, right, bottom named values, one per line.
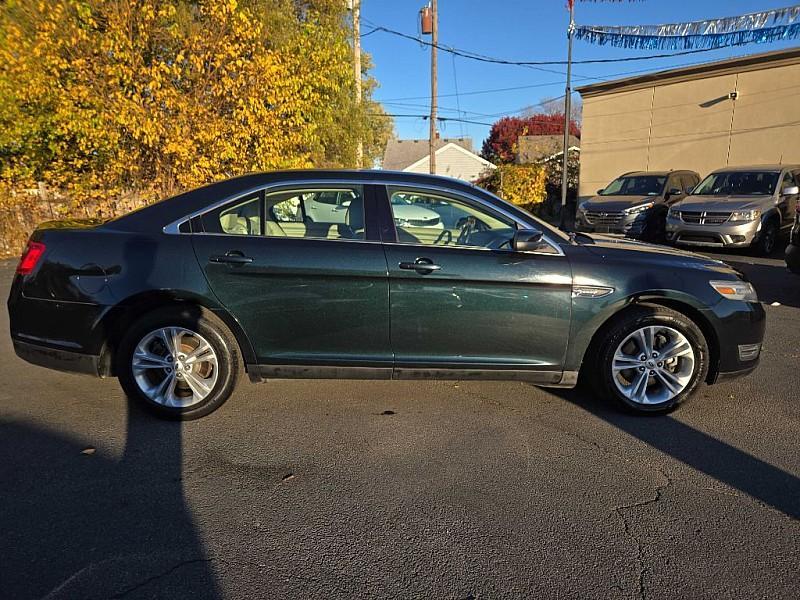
left=162, top=177, right=566, bottom=256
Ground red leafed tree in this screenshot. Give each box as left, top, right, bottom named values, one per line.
left=481, top=113, right=581, bottom=164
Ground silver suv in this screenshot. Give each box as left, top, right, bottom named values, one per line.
left=666, top=165, right=800, bottom=255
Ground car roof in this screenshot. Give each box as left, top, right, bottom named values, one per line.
left=618, top=170, right=696, bottom=177
left=708, top=164, right=800, bottom=174
left=102, top=169, right=532, bottom=234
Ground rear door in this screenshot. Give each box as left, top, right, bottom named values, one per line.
left=191, top=183, right=391, bottom=372
left=379, top=185, right=573, bottom=380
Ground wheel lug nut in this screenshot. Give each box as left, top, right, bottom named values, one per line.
left=657, top=362, right=663, bottom=368
left=639, top=355, right=646, bottom=361
left=649, top=370, right=655, bottom=376
left=638, top=366, right=645, bottom=372
left=652, top=352, right=659, bottom=358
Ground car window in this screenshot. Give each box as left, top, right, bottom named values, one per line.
left=779, top=171, right=797, bottom=192
left=218, top=194, right=262, bottom=236
left=600, top=176, right=666, bottom=196
left=693, top=171, right=780, bottom=196
left=387, top=187, right=517, bottom=249
left=265, top=187, right=365, bottom=241
left=680, top=175, right=697, bottom=193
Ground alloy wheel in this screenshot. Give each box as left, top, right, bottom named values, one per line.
left=611, top=325, right=695, bottom=405
left=131, top=327, right=219, bottom=408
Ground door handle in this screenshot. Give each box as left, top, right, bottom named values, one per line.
left=399, top=259, right=442, bottom=273
left=209, top=251, right=254, bottom=265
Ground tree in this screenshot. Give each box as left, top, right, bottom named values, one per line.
left=481, top=113, right=581, bottom=164
left=0, top=0, right=391, bottom=207
left=475, top=164, right=547, bottom=210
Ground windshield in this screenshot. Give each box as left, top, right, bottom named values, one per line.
left=693, top=171, right=780, bottom=196
left=600, top=176, right=666, bottom=196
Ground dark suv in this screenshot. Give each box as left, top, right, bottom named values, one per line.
left=576, top=170, right=700, bottom=241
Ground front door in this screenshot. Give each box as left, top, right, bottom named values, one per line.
left=380, top=185, right=573, bottom=378
left=191, top=184, right=391, bottom=371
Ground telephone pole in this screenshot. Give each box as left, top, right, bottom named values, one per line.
left=351, top=0, right=363, bottom=168
left=559, top=1, right=575, bottom=230
left=429, top=0, right=438, bottom=175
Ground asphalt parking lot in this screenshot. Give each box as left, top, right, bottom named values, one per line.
left=1, top=251, right=798, bottom=600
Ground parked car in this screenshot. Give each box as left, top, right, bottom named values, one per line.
left=785, top=202, right=800, bottom=273
left=8, top=170, right=765, bottom=419
left=666, top=165, right=800, bottom=255
left=575, top=170, right=699, bottom=241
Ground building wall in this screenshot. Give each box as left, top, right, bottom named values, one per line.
left=579, top=61, right=800, bottom=198
left=404, top=145, right=494, bottom=182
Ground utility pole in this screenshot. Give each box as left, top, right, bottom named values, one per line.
left=351, top=0, right=363, bottom=168
left=429, top=0, right=438, bottom=175
left=559, top=1, right=575, bottom=230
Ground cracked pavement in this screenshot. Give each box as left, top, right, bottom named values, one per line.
left=1, top=252, right=798, bottom=599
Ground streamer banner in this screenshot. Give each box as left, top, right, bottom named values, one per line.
left=576, top=4, right=800, bottom=49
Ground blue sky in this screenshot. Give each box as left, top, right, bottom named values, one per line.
left=360, top=1, right=799, bottom=148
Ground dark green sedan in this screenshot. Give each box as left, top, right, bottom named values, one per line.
left=8, top=170, right=765, bottom=419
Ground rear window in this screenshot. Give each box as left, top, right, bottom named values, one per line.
left=693, top=171, right=780, bottom=196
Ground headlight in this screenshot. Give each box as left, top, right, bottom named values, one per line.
left=624, top=202, right=654, bottom=215
left=709, top=280, right=758, bottom=302
left=577, top=202, right=589, bottom=213
left=667, top=207, right=681, bottom=219
left=728, top=209, right=761, bottom=222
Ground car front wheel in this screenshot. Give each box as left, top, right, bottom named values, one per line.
left=592, top=305, right=709, bottom=414
left=117, top=306, right=240, bottom=420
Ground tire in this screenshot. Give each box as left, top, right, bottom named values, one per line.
left=117, top=305, right=240, bottom=420
left=590, top=305, right=709, bottom=414
left=754, top=219, right=779, bottom=256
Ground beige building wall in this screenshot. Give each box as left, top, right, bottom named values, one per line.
left=578, top=54, right=800, bottom=199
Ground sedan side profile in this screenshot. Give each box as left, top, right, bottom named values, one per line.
left=9, top=170, right=764, bottom=419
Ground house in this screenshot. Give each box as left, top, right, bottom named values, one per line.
left=382, top=137, right=496, bottom=182
left=517, top=134, right=580, bottom=164
left=576, top=47, right=800, bottom=199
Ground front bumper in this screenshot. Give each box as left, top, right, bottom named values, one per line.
left=665, top=217, right=761, bottom=248
left=575, top=211, right=649, bottom=237
left=785, top=242, right=800, bottom=271
left=13, top=339, right=103, bottom=377
left=703, top=300, right=766, bottom=382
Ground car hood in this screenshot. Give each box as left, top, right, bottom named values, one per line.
left=393, top=204, right=440, bottom=221
left=577, top=233, right=738, bottom=274
left=675, top=194, right=771, bottom=212
left=582, top=195, right=658, bottom=212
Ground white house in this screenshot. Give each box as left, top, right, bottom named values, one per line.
left=382, top=137, right=496, bottom=182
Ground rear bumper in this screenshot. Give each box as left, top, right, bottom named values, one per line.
left=13, top=339, right=103, bottom=377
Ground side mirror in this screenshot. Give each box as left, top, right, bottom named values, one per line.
left=596, top=188, right=605, bottom=195
left=782, top=185, right=799, bottom=196
left=667, top=187, right=681, bottom=197
left=512, top=228, right=545, bottom=252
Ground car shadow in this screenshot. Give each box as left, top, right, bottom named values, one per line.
left=546, top=387, right=800, bottom=520
left=0, top=399, right=221, bottom=599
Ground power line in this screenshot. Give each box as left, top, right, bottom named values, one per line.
left=362, top=22, right=737, bottom=68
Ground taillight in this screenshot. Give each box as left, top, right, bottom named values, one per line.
left=16, top=241, right=46, bottom=275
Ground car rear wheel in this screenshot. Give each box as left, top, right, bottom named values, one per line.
left=117, top=306, right=240, bottom=420
left=592, top=305, right=709, bottom=414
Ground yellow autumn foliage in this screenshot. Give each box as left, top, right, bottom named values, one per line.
left=492, top=164, right=547, bottom=209
left=0, top=0, right=391, bottom=210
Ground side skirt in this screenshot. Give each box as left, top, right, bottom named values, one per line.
left=248, top=363, right=579, bottom=388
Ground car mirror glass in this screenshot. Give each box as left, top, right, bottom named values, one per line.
left=781, top=185, right=799, bottom=196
